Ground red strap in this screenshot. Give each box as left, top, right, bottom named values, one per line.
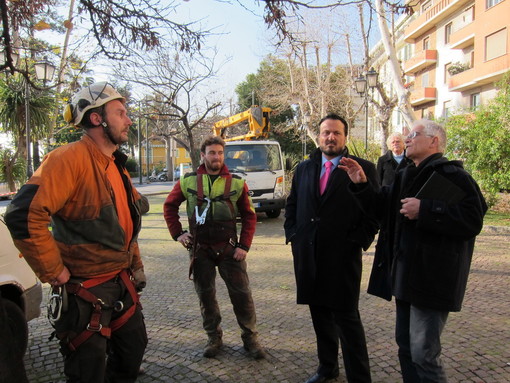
left=110, top=270, right=139, bottom=331
left=66, top=270, right=140, bottom=352
left=197, top=174, right=204, bottom=206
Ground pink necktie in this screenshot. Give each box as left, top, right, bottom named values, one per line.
left=320, top=161, right=332, bottom=195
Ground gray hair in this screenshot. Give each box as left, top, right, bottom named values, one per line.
left=412, top=119, right=447, bottom=152
left=386, top=132, right=405, bottom=148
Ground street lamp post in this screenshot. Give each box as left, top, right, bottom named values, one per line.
left=354, top=67, right=379, bottom=150
left=25, top=57, right=55, bottom=178
left=302, top=113, right=310, bottom=159
left=138, top=100, right=143, bottom=185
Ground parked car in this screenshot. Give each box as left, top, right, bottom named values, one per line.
left=0, top=219, right=43, bottom=357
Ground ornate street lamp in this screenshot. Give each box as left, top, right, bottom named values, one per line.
left=25, top=57, right=56, bottom=178
left=0, top=50, right=20, bottom=69
left=353, top=67, right=378, bottom=150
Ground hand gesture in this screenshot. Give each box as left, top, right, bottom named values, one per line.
left=339, top=157, right=368, bottom=184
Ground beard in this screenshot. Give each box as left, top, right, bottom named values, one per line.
left=320, top=140, right=343, bottom=157
left=204, top=158, right=223, bottom=173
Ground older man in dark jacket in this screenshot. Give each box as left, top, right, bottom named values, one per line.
left=340, top=119, right=487, bottom=383
left=285, top=114, right=379, bottom=383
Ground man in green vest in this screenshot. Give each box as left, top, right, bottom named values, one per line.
left=163, top=136, right=265, bottom=359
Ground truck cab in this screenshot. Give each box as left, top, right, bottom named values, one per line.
left=224, top=140, right=286, bottom=218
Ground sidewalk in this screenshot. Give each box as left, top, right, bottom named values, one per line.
left=23, top=193, right=510, bottom=382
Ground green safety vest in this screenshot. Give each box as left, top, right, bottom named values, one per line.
left=180, top=172, right=251, bottom=225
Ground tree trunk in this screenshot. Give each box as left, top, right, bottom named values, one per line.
left=375, top=0, right=416, bottom=127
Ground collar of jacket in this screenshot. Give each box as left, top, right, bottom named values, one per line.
left=409, top=153, right=464, bottom=174
left=310, top=146, right=349, bottom=164
left=80, top=134, right=127, bottom=168
left=196, top=163, right=230, bottom=176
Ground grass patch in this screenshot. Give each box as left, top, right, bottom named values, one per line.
left=484, top=210, right=510, bottom=227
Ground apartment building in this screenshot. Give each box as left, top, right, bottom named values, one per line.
left=404, top=0, right=510, bottom=118
left=368, top=0, right=509, bottom=142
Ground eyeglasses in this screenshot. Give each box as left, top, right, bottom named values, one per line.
left=406, top=131, right=434, bottom=140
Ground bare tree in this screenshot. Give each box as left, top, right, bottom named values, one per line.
left=0, top=0, right=209, bottom=76
left=259, top=0, right=417, bottom=149
left=112, top=47, right=222, bottom=170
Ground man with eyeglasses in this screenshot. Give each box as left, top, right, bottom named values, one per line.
left=5, top=82, right=148, bottom=382
left=339, top=119, right=487, bottom=383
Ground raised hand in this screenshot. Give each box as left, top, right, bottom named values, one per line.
left=339, top=157, right=368, bottom=184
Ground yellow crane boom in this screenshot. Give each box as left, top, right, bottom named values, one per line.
left=212, top=106, right=271, bottom=141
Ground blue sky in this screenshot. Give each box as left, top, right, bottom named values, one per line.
left=170, top=1, right=273, bottom=99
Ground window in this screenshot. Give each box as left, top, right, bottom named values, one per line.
left=445, top=23, right=452, bottom=44
left=486, top=0, right=503, bottom=9
left=422, top=72, right=430, bottom=87
left=423, top=36, right=430, bottom=50
left=485, top=28, right=507, bottom=61
left=443, top=100, right=452, bottom=118
left=422, top=0, right=432, bottom=12
left=471, top=93, right=481, bottom=110
left=463, top=6, right=475, bottom=24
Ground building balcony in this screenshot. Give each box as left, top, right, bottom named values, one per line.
left=449, top=55, right=510, bottom=91
left=450, top=22, right=475, bottom=49
left=405, top=0, right=472, bottom=42
left=410, top=87, right=437, bottom=106
left=404, top=50, right=438, bottom=74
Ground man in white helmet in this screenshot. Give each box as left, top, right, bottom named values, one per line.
left=5, top=82, right=148, bottom=382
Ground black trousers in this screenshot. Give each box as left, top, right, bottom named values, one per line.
left=309, top=305, right=371, bottom=383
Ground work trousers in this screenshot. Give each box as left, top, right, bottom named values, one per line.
left=191, top=246, right=258, bottom=342
left=309, top=305, right=372, bottom=383
left=55, top=274, right=148, bottom=383
left=396, top=299, right=449, bottom=383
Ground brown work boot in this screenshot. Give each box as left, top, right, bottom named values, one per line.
left=243, top=338, right=267, bottom=360
left=203, top=337, right=223, bottom=358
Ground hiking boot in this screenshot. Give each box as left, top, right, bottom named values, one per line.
left=203, top=337, right=223, bottom=358
left=243, top=339, right=267, bottom=360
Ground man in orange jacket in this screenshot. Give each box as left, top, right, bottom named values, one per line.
left=5, top=82, right=147, bottom=383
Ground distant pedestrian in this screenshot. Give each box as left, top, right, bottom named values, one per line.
left=285, top=113, right=379, bottom=383
left=376, top=132, right=412, bottom=186
left=163, top=135, right=266, bottom=359
left=340, top=119, right=487, bottom=382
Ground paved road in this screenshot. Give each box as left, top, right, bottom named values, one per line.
left=21, top=188, right=510, bottom=382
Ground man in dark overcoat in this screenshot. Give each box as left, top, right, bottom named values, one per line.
left=340, top=119, right=487, bottom=383
left=284, top=113, right=379, bottom=383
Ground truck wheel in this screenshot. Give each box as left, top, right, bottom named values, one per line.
left=2, top=299, right=28, bottom=357
left=265, top=209, right=281, bottom=218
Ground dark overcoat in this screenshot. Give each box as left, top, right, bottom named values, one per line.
left=284, top=148, right=379, bottom=310
left=356, top=154, right=487, bottom=312
left=376, top=150, right=412, bottom=186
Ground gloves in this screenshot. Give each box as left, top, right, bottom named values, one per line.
left=133, top=268, right=147, bottom=291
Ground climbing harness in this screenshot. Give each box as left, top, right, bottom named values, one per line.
left=50, top=269, right=140, bottom=353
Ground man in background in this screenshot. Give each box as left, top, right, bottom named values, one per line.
left=377, top=132, right=412, bottom=186
left=164, top=136, right=265, bottom=359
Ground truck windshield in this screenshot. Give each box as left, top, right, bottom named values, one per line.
left=224, top=144, right=281, bottom=172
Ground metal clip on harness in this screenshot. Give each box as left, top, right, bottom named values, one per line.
left=47, top=285, right=68, bottom=326
left=195, top=197, right=211, bottom=225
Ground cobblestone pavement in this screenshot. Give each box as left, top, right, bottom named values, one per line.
left=24, top=193, right=510, bottom=382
